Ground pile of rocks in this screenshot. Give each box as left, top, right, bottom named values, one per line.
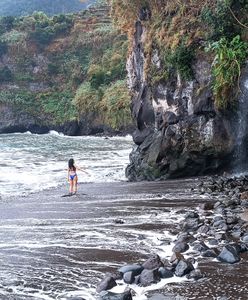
left=97, top=253, right=198, bottom=300
left=193, top=175, right=248, bottom=260
left=96, top=175, right=248, bottom=300
left=199, top=175, right=248, bottom=201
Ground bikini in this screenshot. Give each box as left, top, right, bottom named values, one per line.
left=69, top=174, right=77, bottom=180
left=69, top=168, right=77, bottom=181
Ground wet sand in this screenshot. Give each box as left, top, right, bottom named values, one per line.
left=0, top=179, right=247, bottom=299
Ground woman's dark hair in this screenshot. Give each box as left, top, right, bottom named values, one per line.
left=68, top=158, right=76, bottom=171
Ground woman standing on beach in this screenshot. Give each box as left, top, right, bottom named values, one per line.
left=68, top=158, right=88, bottom=195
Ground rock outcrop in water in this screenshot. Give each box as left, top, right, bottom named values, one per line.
left=123, top=2, right=248, bottom=180
left=0, top=103, right=80, bottom=135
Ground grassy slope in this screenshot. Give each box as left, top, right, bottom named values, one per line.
left=0, top=4, right=132, bottom=130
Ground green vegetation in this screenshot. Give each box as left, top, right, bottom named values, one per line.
left=38, top=91, right=77, bottom=123
left=201, top=0, right=248, bottom=41
left=0, top=0, right=96, bottom=17
left=74, top=79, right=131, bottom=129
left=207, top=35, right=248, bottom=109
left=28, top=12, right=74, bottom=47
left=0, top=40, right=8, bottom=56
left=74, top=36, right=131, bottom=129
left=111, top=0, right=248, bottom=110
left=149, top=43, right=195, bottom=85
left=0, top=89, right=76, bottom=123
left=100, top=80, right=132, bottom=129
left=0, top=66, right=12, bottom=82
left=0, top=5, right=132, bottom=131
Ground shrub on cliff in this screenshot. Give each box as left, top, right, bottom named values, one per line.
left=74, top=80, right=132, bottom=130
left=207, top=35, right=248, bottom=110
left=0, top=66, right=12, bottom=82
left=28, top=12, right=74, bottom=47
left=74, top=82, right=101, bottom=114
left=0, top=40, right=8, bottom=56
left=100, top=80, right=131, bottom=129
left=0, top=16, right=14, bottom=33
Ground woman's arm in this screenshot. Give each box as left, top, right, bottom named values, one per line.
left=76, top=166, right=90, bottom=175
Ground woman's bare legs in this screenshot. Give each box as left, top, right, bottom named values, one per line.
left=72, top=176, right=78, bottom=194
left=69, top=180, right=73, bottom=194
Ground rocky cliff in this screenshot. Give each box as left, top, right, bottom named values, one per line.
left=120, top=1, right=248, bottom=180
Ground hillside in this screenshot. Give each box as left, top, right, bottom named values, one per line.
left=0, top=0, right=96, bottom=17
left=0, top=5, right=132, bottom=135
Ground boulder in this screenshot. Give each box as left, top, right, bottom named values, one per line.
left=158, top=267, right=174, bottom=279
left=186, top=269, right=204, bottom=280
left=181, top=217, right=200, bottom=232
left=200, top=202, right=215, bottom=210
left=123, top=271, right=135, bottom=284
left=118, top=264, right=143, bottom=276
left=217, top=245, right=240, bottom=264
left=139, top=269, right=161, bottom=286
left=172, top=242, right=189, bottom=253
left=100, top=290, right=133, bottom=300
left=240, top=191, right=248, bottom=199
left=96, top=276, right=117, bottom=293
left=170, top=252, right=185, bottom=267
left=174, top=259, right=194, bottom=277
left=176, top=232, right=196, bottom=243
left=207, top=238, right=219, bottom=246
left=185, top=211, right=199, bottom=219
left=241, top=234, right=248, bottom=243
left=201, top=249, right=218, bottom=258
left=142, top=255, right=163, bottom=270
left=198, top=224, right=210, bottom=234
left=192, top=241, right=209, bottom=252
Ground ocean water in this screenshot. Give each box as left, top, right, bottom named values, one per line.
left=0, top=132, right=191, bottom=300
left=0, top=131, right=133, bottom=197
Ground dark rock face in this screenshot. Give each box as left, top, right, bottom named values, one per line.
left=125, top=20, right=237, bottom=181
left=0, top=103, right=46, bottom=134
left=0, top=103, right=80, bottom=135
left=0, top=103, right=133, bottom=136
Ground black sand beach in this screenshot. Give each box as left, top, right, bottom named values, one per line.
left=0, top=179, right=247, bottom=299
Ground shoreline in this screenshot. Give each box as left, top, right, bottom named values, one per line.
left=0, top=133, right=133, bottom=199
left=0, top=178, right=247, bottom=299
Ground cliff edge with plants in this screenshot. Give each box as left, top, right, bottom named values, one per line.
left=110, top=0, right=248, bottom=180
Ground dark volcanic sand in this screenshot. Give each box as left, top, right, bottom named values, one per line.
left=0, top=179, right=247, bottom=299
